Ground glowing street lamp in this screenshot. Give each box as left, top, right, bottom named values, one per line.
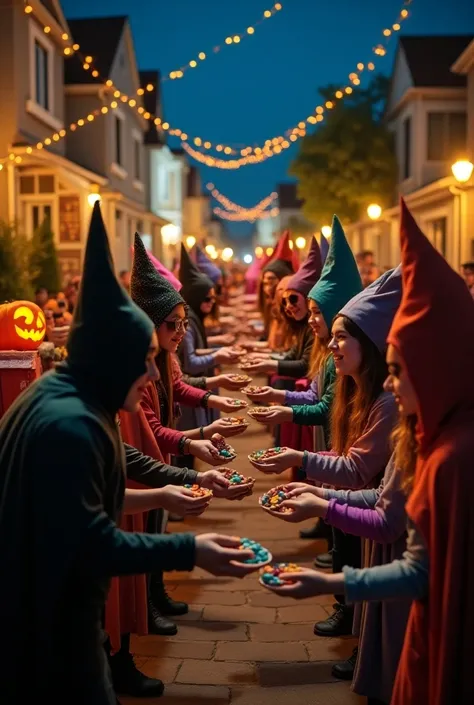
left=161, top=223, right=180, bottom=246
left=221, top=247, right=234, bottom=262
left=295, top=236, right=306, bottom=250
left=367, top=203, right=382, bottom=221
left=255, top=246, right=264, bottom=258
left=451, top=159, right=474, bottom=184
left=321, top=225, right=332, bottom=238
left=243, top=254, right=253, bottom=264
left=205, top=244, right=217, bottom=256
left=265, top=247, right=274, bottom=256
left=186, top=235, right=196, bottom=248
left=87, top=191, right=101, bottom=207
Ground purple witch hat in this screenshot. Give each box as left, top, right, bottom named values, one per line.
left=286, top=236, right=323, bottom=296
left=195, top=245, right=222, bottom=284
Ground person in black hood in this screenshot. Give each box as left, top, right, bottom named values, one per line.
left=0, top=203, right=258, bottom=705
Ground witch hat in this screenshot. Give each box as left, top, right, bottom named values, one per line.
left=287, top=236, right=323, bottom=296
left=194, top=245, right=222, bottom=284
left=179, top=243, right=214, bottom=305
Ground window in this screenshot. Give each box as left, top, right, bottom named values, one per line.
left=402, top=117, right=411, bottom=180
left=160, top=169, right=169, bottom=202
left=115, top=116, right=122, bottom=166
left=430, top=217, right=447, bottom=257
left=38, top=174, right=55, bottom=193
left=34, top=39, right=49, bottom=110
left=427, top=112, right=467, bottom=161
left=134, top=138, right=141, bottom=180
left=19, top=176, right=35, bottom=194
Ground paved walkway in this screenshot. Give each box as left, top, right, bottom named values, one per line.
left=125, top=376, right=362, bottom=705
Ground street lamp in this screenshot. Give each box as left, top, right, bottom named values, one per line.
left=243, top=254, right=253, bottom=264
left=295, top=236, right=306, bottom=250
left=205, top=244, right=217, bottom=256
left=367, top=203, right=382, bottom=221
left=161, top=223, right=180, bottom=246
left=321, top=225, right=332, bottom=238
left=265, top=247, right=274, bottom=256
left=255, top=246, right=264, bottom=258
left=87, top=192, right=101, bottom=207
left=222, top=247, right=233, bottom=262
left=451, top=160, right=474, bottom=184
left=186, top=235, right=196, bottom=248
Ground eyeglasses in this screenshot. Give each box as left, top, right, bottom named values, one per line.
left=282, top=294, right=300, bottom=307
left=164, top=318, right=189, bottom=332
left=203, top=296, right=216, bottom=303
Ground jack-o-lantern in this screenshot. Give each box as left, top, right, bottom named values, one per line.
left=0, top=301, right=46, bottom=351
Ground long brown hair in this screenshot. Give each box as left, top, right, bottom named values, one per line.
left=308, top=333, right=331, bottom=379
left=392, top=414, right=418, bottom=495
left=156, top=347, right=175, bottom=427
left=330, top=316, right=388, bottom=454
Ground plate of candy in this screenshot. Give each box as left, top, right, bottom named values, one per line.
left=259, top=563, right=303, bottom=588
left=221, top=416, right=249, bottom=428
left=247, top=406, right=270, bottom=420
left=238, top=356, right=255, bottom=370
left=183, top=484, right=213, bottom=499
left=221, top=468, right=255, bottom=487
left=259, top=486, right=293, bottom=513
left=230, top=345, right=246, bottom=355
left=248, top=447, right=287, bottom=463
left=236, top=538, right=272, bottom=568
left=212, top=436, right=237, bottom=461
left=242, top=385, right=266, bottom=396
left=228, top=373, right=253, bottom=385
left=229, top=398, right=248, bottom=409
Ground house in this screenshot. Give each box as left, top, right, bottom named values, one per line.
left=344, top=34, right=474, bottom=271
left=0, top=1, right=169, bottom=283
left=183, top=166, right=211, bottom=243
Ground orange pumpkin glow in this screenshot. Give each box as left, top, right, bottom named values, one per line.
left=0, top=301, right=46, bottom=351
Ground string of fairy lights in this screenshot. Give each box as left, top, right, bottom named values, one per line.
left=0, top=1, right=412, bottom=174
left=205, top=183, right=279, bottom=222
left=163, top=3, right=283, bottom=82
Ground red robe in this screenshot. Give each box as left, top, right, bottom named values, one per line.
left=388, top=199, right=474, bottom=705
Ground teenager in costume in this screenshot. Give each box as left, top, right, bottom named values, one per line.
left=0, top=202, right=259, bottom=705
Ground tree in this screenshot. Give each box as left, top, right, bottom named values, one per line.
left=290, top=74, right=397, bottom=226
left=29, top=217, right=61, bottom=294
left=0, top=222, right=34, bottom=302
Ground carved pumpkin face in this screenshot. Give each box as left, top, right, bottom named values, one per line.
left=0, top=301, right=46, bottom=351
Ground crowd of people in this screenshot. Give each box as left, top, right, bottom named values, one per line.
left=0, top=199, right=472, bottom=705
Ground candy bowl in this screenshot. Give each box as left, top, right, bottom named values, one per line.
left=229, top=398, right=248, bottom=409
left=235, top=538, right=272, bottom=568
left=238, top=356, right=255, bottom=370
left=259, top=486, right=293, bottom=514
left=221, top=468, right=255, bottom=487
left=248, top=446, right=287, bottom=463
left=221, top=416, right=249, bottom=428
left=212, top=436, right=237, bottom=461
left=230, top=345, right=246, bottom=355
left=259, top=563, right=303, bottom=588
left=228, top=373, right=253, bottom=385
left=247, top=406, right=270, bottom=421
left=183, top=484, right=213, bottom=499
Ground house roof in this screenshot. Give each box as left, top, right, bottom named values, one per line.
left=40, top=0, right=61, bottom=25
left=139, top=70, right=165, bottom=146
left=400, top=35, right=472, bottom=87
left=278, top=182, right=303, bottom=210
left=64, top=16, right=127, bottom=85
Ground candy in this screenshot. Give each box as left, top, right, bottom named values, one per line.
left=243, top=386, right=265, bottom=395
left=229, top=374, right=252, bottom=383
left=212, top=437, right=237, bottom=460
left=221, top=469, right=255, bottom=486
left=231, top=398, right=247, bottom=407
left=259, top=563, right=303, bottom=586
left=259, top=485, right=293, bottom=513
left=221, top=416, right=248, bottom=426
left=247, top=407, right=270, bottom=419
left=230, top=346, right=246, bottom=355
left=183, top=484, right=213, bottom=498
left=249, top=447, right=286, bottom=462
left=238, top=538, right=271, bottom=565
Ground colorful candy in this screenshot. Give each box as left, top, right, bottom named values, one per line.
left=247, top=407, right=270, bottom=419
left=260, top=563, right=303, bottom=586
left=238, top=537, right=271, bottom=565
left=221, top=416, right=248, bottom=426
left=259, top=485, right=293, bottom=513
left=231, top=398, right=248, bottom=407
left=183, top=484, right=213, bottom=498
left=249, top=447, right=286, bottom=462
left=229, top=374, right=252, bottom=383
left=212, top=436, right=237, bottom=460
left=243, top=385, right=265, bottom=395
left=221, top=469, right=255, bottom=486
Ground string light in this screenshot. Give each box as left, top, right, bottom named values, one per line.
left=206, top=183, right=277, bottom=213
left=164, top=3, right=284, bottom=82
left=213, top=206, right=279, bottom=222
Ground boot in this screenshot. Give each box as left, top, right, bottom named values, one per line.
left=331, top=646, right=358, bottom=680
left=314, top=603, right=354, bottom=637
left=148, top=599, right=178, bottom=636
left=314, top=549, right=333, bottom=568
left=300, top=520, right=331, bottom=540
left=109, top=634, right=165, bottom=698
left=150, top=574, right=188, bottom=616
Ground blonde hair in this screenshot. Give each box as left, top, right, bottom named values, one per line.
left=308, top=334, right=331, bottom=380
left=392, top=414, right=418, bottom=495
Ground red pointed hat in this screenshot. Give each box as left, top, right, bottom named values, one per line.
left=387, top=198, right=474, bottom=449
left=263, top=230, right=299, bottom=277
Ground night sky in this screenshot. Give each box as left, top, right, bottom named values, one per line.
left=62, top=0, right=474, bottom=243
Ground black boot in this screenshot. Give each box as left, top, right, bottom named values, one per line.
left=314, top=603, right=354, bottom=637
left=148, top=599, right=178, bottom=636
left=150, top=573, right=188, bottom=616
left=109, top=635, right=165, bottom=697
left=331, top=646, right=358, bottom=680
left=314, top=549, right=333, bottom=568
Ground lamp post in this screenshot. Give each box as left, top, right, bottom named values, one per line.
left=367, top=203, right=382, bottom=221
left=451, top=160, right=473, bottom=267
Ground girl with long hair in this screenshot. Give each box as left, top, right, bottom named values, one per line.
left=250, top=268, right=402, bottom=661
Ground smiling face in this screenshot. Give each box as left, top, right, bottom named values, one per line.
left=122, top=331, right=160, bottom=412
left=328, top=316, right=362, bottom=377
left=308, top=300, right=329, bottom=339
left=282, top=289, right=308, bottom=321
left=157, top=303, right=188, bottom=353
left=384, top=344, right=418, bottom=416
left=200, top=288, right=216, bottom=315
left=0, top=301, right=47, bottom=351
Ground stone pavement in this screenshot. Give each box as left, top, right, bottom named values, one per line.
left=124, top=377, right=362, bottom=705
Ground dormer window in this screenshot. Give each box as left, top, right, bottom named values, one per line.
left=27, top=19, right=63, bottom=131
left=34, top=40, right=49, bottom=110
